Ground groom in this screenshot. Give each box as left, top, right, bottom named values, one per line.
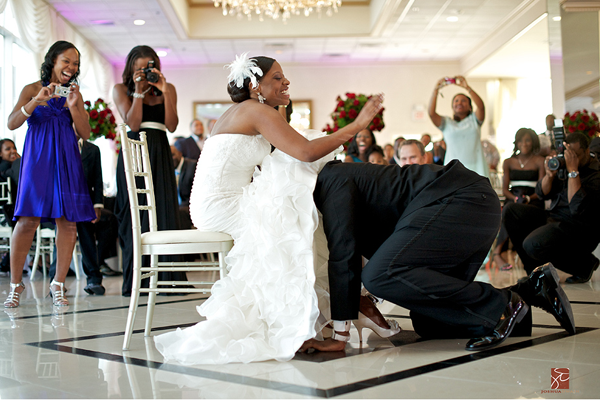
left=311, top=160, right=575, bottom=351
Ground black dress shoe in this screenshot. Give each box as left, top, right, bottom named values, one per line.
left=565, top=258, right=599, bottom=284
left=511, top=263, right=575, bottom=334
left=100, top=264, right=122, bottom=277
left=465, top=291, right=529, bottom=351
left=84, top=283, right=106, bottom=295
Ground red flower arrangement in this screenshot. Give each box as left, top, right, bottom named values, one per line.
left=324, top=93, right=385, bottom=134
left=563, top=109, right=599, bottom=141
left=85, top=98, right=117, bottom=141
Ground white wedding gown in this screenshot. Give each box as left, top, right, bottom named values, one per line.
left=154, top=131, right=337, bottom=364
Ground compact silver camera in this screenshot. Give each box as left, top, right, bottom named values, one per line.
left=54, top=85, right=71, bottom=97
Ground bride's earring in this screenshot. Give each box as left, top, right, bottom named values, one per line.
left=257, top=93, right=266, bottom=104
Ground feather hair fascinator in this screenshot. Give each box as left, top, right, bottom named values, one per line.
left=225, top=52, right=263, bottom=90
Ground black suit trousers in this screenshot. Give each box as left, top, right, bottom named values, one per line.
left=316, top=162, right=507, bottom=337
left=361, top=181, right=507, bottom=336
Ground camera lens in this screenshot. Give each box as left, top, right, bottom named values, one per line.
left=547, top=156, right=564, bottom=171
left=146, top=71, right=159, bottom=83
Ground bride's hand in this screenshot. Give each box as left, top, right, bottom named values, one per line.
left=354, top=94, right=384, bottom=131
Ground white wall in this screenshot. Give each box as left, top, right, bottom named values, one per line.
left=112, top=61, right=491, bottom=147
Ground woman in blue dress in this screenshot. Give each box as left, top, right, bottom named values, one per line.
left=428, top=76, right=489, bottom=177
left=4, top=41, right=96, bottom=308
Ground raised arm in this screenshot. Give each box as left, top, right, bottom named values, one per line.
left=256, top=94, right=384, bottom=162
left=428, top=78, right=446, bottom=128
left=456, top=76, right=485, bottom=123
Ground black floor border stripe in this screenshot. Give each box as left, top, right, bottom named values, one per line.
left=570, top=300, right=600, bottom=305
left=24, top=325, right=597, bottom=398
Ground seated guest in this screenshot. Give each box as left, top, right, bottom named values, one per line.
left=398, top=139, right=426, bottom=167
left=504, top=132, right=600, bottom=283
left=383, top=143, right=394, bottom=164
left=344, top=128, right=377, bottom=163
left=389, top=136, right=406, bottom=165
left=493, top=128, right=545, bottom=270
left=170, top=145, right=197, bottom=230
left=419, top=134, right=434, bottom=164
left=175, top=119, right=205, bottom=161
left=0, top=139, right=20, bottom=274
left=367, top=145, right=386, bottom=165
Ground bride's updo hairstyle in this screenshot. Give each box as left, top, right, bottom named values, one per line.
left=227, top=56, right=276, bottom=103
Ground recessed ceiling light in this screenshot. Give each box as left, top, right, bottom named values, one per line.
left=133, top=19, right=146, bottom=26
left=155, top=47, right=170, bottom=57
left=553, top=16, right=561, bottom=21
left=446, top=16, right=458, bottom=22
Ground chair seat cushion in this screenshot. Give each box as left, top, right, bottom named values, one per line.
left=141, top=229, right=232, bottom=245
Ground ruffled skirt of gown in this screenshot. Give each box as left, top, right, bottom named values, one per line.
left=154, top=131, right=336, bottom=364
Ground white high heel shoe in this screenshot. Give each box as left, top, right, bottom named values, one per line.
left=352, top=312, right=401, bottom=342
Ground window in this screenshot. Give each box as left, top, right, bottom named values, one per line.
left=1, top=1, right=35, bottom=152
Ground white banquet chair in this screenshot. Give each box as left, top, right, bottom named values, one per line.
left=119, top=124, right=233, bottom=350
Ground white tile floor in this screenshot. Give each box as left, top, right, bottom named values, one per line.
left=1, top=263, right=599, bottom=399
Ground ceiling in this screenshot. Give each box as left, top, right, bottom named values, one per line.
left=45, top=0, right=556, bottom=78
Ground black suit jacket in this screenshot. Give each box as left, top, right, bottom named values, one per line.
left=80, top=141, right=104, bottom=206
left=178, top=158, right=197, bottom=207
left=175, top=137, right=201, bottom=161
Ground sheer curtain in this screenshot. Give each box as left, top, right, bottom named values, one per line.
left=8, top=0, right=114, bottom=99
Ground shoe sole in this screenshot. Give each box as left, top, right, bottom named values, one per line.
left=84, top=287, right=106, bottom=296
left=546, top=264, right=576, bottom=335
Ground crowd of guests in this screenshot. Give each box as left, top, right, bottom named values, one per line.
left=0, top=43, right=598, bottom=366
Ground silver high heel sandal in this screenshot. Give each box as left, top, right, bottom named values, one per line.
left=49, top=280, right=68, bottom=306
left=352, top=312, right=401, bottom=342
left=4, top=282, right=25, bottom=308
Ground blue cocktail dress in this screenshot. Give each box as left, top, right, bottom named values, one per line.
left=14, top=96, right=95, bottom=223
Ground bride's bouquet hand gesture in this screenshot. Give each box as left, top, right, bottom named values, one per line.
left=353, top=94, right=384, bottom=131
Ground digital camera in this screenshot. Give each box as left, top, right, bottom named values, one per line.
left=444, top=77, right=456, bottom=85
left=53, top=85, right=71, bottom=97
left=547, top=119, right=567, bottom=180
left=143, top=60, right=159, bottom=83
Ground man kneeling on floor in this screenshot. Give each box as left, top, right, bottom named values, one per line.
left=302, top=160, right=575, bottom=353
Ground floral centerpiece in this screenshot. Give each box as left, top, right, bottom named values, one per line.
left=563, top=109, right=599, bottom=141
left=324, top=93, right=385, bottom=135
left=85, top=98, right=117, bottom=141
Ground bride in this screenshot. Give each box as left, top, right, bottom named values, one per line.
left=154, top=54, right=384, bottom=364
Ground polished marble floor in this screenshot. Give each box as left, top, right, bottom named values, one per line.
left=1, top=261, right=599, bottom=399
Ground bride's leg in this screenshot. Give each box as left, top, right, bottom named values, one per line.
left=359, top=295, right=391, bottom=329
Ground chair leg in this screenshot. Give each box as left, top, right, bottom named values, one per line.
left=144, top=255, right=159, bottom=337
left=123, top=256, right=143, bottom=350
left=30, top=229, right=42, bottom=280
left=218, top=251, right=227, bottom=279
left=72, top=242, right=81, bottom=280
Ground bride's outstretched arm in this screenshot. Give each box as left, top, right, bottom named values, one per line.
left=256, top=94, right=384, bottom=162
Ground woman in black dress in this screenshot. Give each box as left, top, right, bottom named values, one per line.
left=113, top=45, right=185, bottom=296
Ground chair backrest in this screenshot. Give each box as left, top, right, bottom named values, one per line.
left=0, top=179, right=12, bottom=205
left=119, top=124, right=159, bottom=245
